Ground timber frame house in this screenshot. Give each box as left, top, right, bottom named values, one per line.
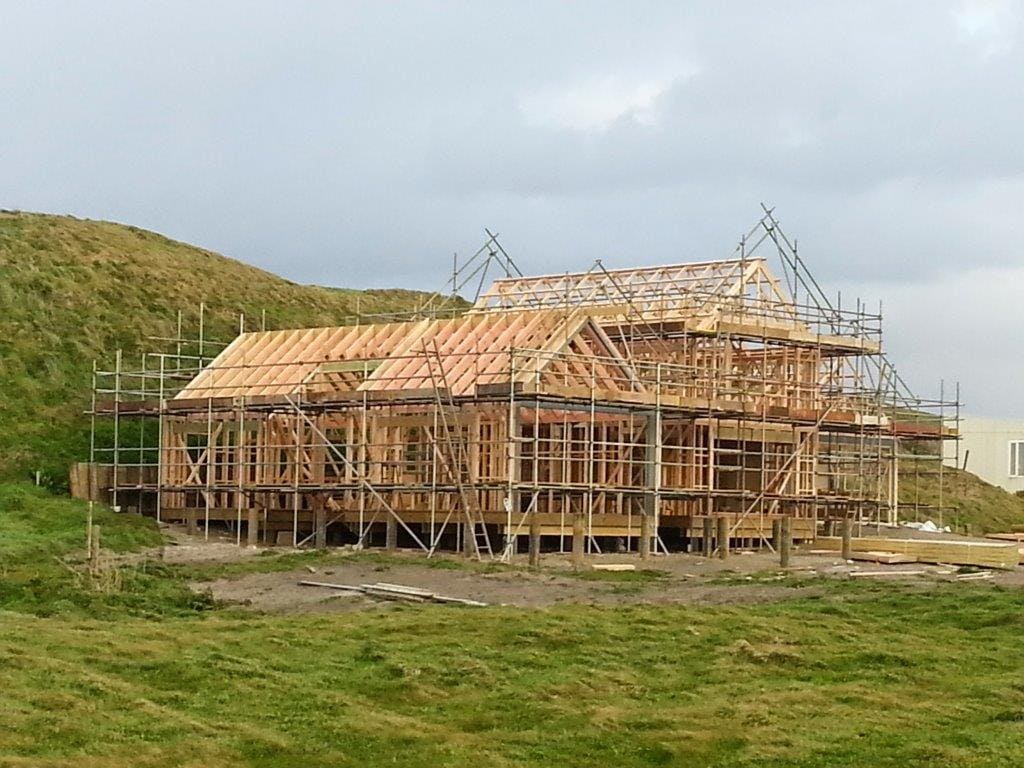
left=88, top=210, right=959, bottom=558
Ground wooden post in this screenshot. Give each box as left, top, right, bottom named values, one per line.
left=716, top=515, right=729, bottom=560
left=639, top=513, right=651, bottom=560
left=772, top=518, right=782, bottom=552
left=780, top=515, right=792, bottom=568
left=247, top=508, right=259, bottom=547
left=386, top=515, right=398, bottom=552
left=314, top=501, right=327, bottom=550
left=841, top=516, right=853, bottom=560
left=89, top=525, right=101, bottom=575
left=86, top=501, right=94, bottom=553
left=572, top=511, right=585, bottom=569
left=702, top=516, right=714, bottom=558
left=528, top=511, right=541, bottom=567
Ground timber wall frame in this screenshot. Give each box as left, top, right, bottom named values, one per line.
left=87, top=212, right=961, bottom=558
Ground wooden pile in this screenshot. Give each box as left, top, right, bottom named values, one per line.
left=815, top=536, right=1019, bottom=570
left=299, top=580, right=488, bottom=606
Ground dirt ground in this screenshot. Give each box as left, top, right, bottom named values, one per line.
left=163, top=521, right=1024, bottom=614
left=160, top=526, right=270, bottom=565
left=197, top=553, right=828, bottom=613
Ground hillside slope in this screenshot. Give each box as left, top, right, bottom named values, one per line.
left=899, top=466, right=1024, bottom=535
left=0, top=212, right=432, bottom=482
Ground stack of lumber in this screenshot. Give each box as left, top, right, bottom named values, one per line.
left=814, top=536, right=1019, bottom=570
left=299, top=580, right=487, bottom=606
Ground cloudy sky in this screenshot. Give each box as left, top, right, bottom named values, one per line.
left=2, top=1, right=1022, bottom=416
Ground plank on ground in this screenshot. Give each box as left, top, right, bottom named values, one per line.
left=848, top=551, right=918, bottom=565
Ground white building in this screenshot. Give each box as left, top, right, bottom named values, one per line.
left=945, top=417, right=1024, bottom=493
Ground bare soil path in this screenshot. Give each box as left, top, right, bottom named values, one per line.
left=148, top=524, right=1024, bottom=614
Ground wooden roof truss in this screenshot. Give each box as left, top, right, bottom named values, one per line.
left=470, top=258, right=797, bottom=330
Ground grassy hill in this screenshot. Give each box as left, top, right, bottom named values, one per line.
left=0, top=211, right=433, bottom=483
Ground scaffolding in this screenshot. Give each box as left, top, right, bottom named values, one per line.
left=85, top=213, right=960, bottom=557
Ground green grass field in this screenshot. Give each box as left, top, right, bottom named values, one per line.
left=3, top=482, right=1024, bottom=767
left=6, top=587, right=1024, bottom=768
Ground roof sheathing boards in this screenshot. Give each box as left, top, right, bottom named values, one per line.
left=360, top=308, right=632, bottom=396
left=174, top=309, right=634, bottom=400
left=176, top=320, right=426, bottom=399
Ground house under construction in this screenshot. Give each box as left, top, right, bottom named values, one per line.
left=87, top=211, right=958, bottom=559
